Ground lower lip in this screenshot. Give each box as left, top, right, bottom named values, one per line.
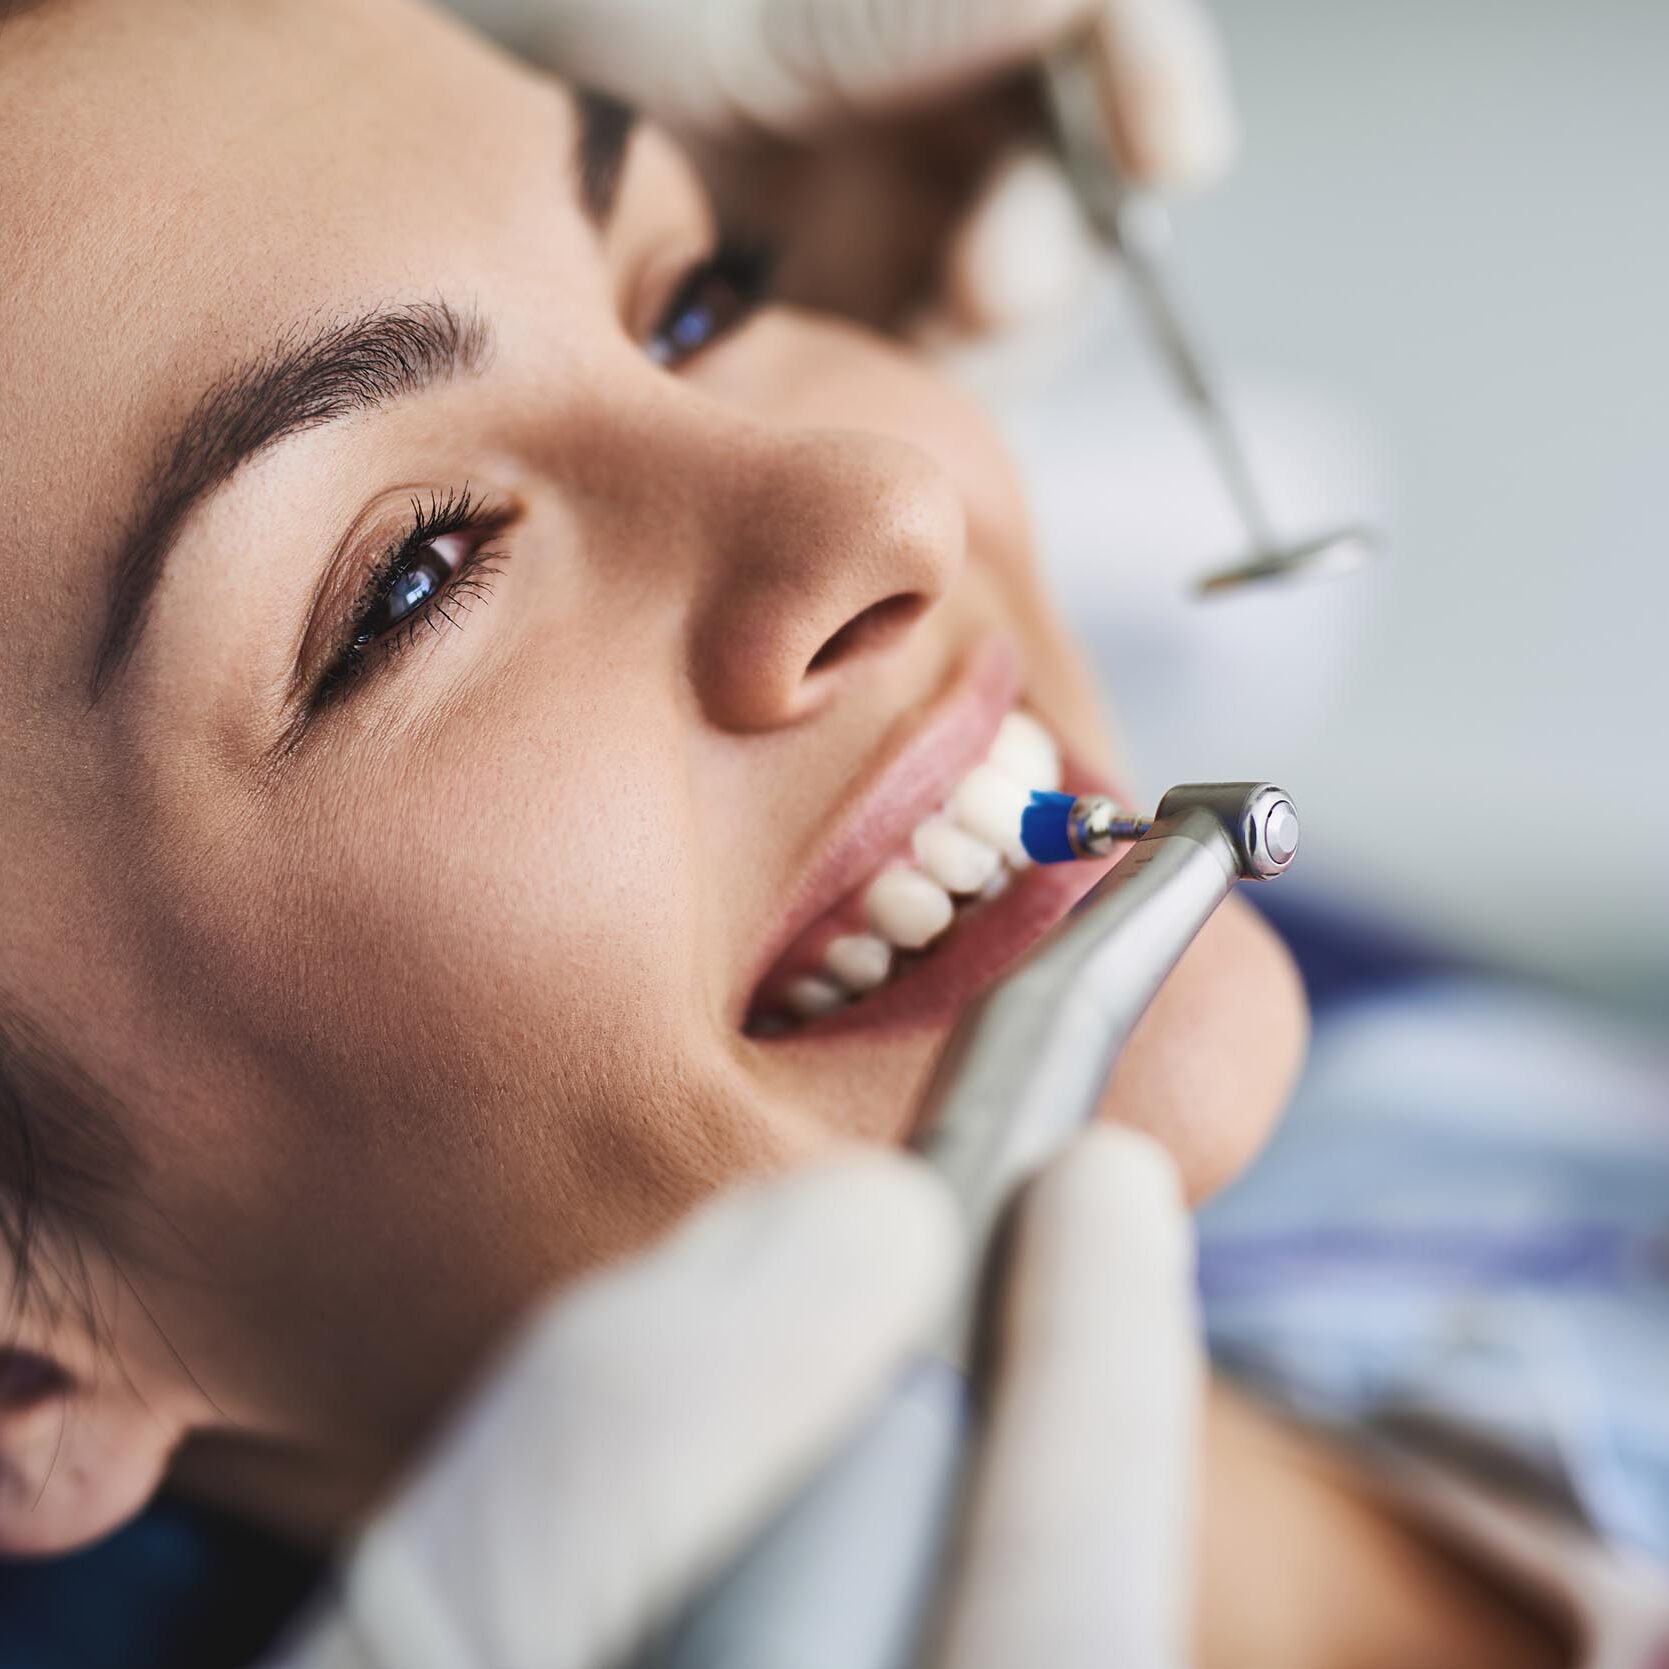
left=752, top=768, right=1125, bottom=1042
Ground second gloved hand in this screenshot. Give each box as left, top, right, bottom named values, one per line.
left=266, top=1125, right=1202, bottom=1669
left=534, top=0, right=1235, bottom=183
left=531, top=0, right=1237, bottom=334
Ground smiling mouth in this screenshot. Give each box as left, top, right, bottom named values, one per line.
left=746, top=705, right=1081, bottom=1035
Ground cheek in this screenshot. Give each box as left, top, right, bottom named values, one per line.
left=125, top=667, right=821, bottom=1438
left=298, top=686, right=698, bottom=1120
left=148, top=666, right=755, bottom=1255
left=1097, top=896, right=1309, bottom=1203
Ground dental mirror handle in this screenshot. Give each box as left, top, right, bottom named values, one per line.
left=1113, top=230, right=1281, bottom=554
left=1041, top=31, right=1386, bottom=597
left=1043, top=34, right=1278, bottom=556
left=646, top=785, right=1298, bottom=1669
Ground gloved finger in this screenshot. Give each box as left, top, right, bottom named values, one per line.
left=936, top=145, right=1106, bottom=337
left=930, top=0, right=1241, bottom=338
left=710, top=0, right=1103, bottom=131
left=339, top=1155, right=962, bottom=1669
left=537, top=0, right=1102, bottom=135
left=1092, top=0, right=1239, bottom=191
left=932, top=1125, right=1202, bottom=1669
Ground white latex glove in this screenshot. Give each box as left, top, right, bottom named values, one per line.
left=529, top=0, right=1236, bottom=334
left=266, top=1126, right=1201, bottom=1669
left=534, top=0, right=1235, bottom=185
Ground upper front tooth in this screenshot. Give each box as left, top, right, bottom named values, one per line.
left=912, top=818, right=1001, bottom=897
left=824, top=933, right=893, bottom=994
left=864, top=868, right=955, bottom=950
left=989, top=710, right=1062, bottom=792
left=948, top=763, right=1032, bottom=868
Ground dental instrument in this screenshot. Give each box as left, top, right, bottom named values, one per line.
left=1040, top=31, right=1381, bottom=599
left=1021, top=785, right=1299, bottom=871
left=650, top=781, right=1300, bottom=1669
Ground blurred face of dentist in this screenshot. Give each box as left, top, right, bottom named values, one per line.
left=0, top=0, right=1303, bottom=1551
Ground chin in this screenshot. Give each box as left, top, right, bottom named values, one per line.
left=1095, top=893, right=1309, bottom=1203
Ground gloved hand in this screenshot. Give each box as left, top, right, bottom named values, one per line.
left=265, top=1126, right=1202, bottom=1669
left=531, top=0, right=1237, bottom=333
left=534, top=0, right=1234, bottom=180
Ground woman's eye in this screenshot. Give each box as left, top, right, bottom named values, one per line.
left=353, top=531, right=472, bottom=649
left=648, top=236, right=775, bottom=367
left=306, top=487, right=511, bottom=718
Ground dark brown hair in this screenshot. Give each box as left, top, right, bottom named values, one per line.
left=0, top=1000, right=135, bottom=1330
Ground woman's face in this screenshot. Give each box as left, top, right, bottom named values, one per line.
left=0, top=0, right=1303, bottom=1544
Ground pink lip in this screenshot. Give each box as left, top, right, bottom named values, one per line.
left=740, top=636, right=1134, bottom=1040
left=755, top=769, right=1122, bottom=1040
left=737, top=636, right=1023, bottom=1020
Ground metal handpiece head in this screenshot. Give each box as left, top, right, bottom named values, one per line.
left=1152, top=781, right=1300, bottom=878
left=1024, top=783, right=1299, bottom=875
left=1023, top=782, right=1299, bottom=877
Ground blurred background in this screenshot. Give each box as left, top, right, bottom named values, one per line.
left=993, top=0, right=1669, bottom=1021
left=457, top=0, right=1669, bottom=1019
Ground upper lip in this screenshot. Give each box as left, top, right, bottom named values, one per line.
left=738, top=636, right=1022, bottom=1020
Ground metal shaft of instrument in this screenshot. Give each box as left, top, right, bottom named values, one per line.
left=653, top=785, right=1299, bottom=1669
left=1109, top=204, right=1279, bottom=553
left=917, top=804, right=1240, bottom=1363
left=1039, top=37, right=1279, bottom=556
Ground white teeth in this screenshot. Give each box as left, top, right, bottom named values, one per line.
left=948, top=763, right=1033, bottom=868
left=761, top=710, right=1065, bottom=1028
left=823, top=933, right=894, bottom=994
left=989, top=710, right=1063, bottom=793
left=784, top=975, right=849, bottom=1019
left=911, top=818, right=1002, bottom=897
left=864, top=867, right=956, bottom=951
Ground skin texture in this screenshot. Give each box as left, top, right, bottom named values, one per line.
left=0, top=0, right=1305, bottom=1554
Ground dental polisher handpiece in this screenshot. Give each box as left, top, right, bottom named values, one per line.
left=916, top=782, right=1298, bottom=1361
left=648, top=784, right=1300, bottom=1669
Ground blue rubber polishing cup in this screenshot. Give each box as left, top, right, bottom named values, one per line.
left=1020, top=791, right=1079, bottom=865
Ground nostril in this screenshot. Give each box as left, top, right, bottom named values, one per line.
left=806, top=594, right=928, bottom=675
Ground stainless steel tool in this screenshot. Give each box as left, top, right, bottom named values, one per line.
left=650, top=783, right=1300, bottom=1669
left=1041, top=35, right=1380, bottom=599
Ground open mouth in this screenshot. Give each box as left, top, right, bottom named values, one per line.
left=746, top=697, right=1115, bottom=1037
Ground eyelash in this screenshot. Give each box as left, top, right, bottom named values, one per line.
left=315, top=228, right=779, bottom=710
left=647, top=229, right=778, bottom=366
left=315, top=486, right=509, bottom=706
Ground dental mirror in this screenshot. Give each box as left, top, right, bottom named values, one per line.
left=1040, top=34, right=1383, bottom=600
left=1193, top=527, right=1379, bottom=596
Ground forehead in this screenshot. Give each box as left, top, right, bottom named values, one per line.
left=0, top=0, right=577, bottom=696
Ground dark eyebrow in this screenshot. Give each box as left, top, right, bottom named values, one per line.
left=88, top=93, right=639, bottom=706
left=573, top=87, right=639, bottom=225
left=89, top=300, right=491, bottom=703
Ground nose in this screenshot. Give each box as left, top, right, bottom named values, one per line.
left=687, top=425, right=967, bottom=731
